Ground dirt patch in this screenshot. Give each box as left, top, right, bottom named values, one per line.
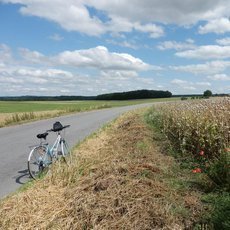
left=0, top=110, right=203, bottom=229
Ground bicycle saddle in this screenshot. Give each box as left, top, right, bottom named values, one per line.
left=37, top=132, right=49, bottom=140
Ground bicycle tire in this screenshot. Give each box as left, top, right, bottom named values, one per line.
left=61, top=139, right=70, bottom=158
left=28, top=145, right=52, bottom=179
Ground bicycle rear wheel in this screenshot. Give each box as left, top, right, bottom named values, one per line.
left=28, top=145, right=52, bottom=179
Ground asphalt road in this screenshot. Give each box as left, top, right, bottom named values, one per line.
left=0, top=103, right=154, bottom=199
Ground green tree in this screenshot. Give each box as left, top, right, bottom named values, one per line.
left=203, top=90, right=212, bottom=98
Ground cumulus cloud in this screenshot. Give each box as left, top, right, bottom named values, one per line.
left=19, top=1, right=106, bottom=36
left=0, top=65, right=92, bottom=95
left=171, top=78, right=211, bottom=91
left=106, top=39, right=138, bottom=49
left=87, top=0, right=230, bottom=25
left=49, top=33, right=64, bottom=41
left=171, top=60, right=230, bottom=75
left=207, top=74, right=230, bottom=81
left=57, top=46, right=161, bottom=71
left=199, top=17, right=230, bottom=34
left=0, top=44, right=160, bottom=96
left=2, top=0, right=230, bottom=37
left=175, top=45, right=230, bottom=59
left=0, top=0, right=164, bottom=37
left=0, top=63, right=158, bottom=96
left=0, top=43, right=12, bottom=63
left=216, top=37, right=230, bottom=45
left=100, top=70, right=138, bottom=80
left=18, top=48, right=47, bottom=64
left=19, top=46, right=153, bottom=71
left=157, top=39, right=196, bottom=51
left=134, top=23, right=164, bottom=38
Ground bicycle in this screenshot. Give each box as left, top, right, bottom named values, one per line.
left=27, top=121, right=70, bottom=179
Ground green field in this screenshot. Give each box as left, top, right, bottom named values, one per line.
left=0, top=98, right=178, bottom=113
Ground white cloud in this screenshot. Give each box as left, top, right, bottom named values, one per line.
left=1, top=0, right=164, bottom=37
left=175, top=45, right=230, bottom=59
left=19, top=1, right=106, bottom=36
left=134, top=23, right=164, bottom=38
left=0, top=44, right=161, bottom=96
left=20, top=46, right=153, bottom=71
left=49, top=33, right=64, bottom=41
left=2, top=0, right=230, bottom=37
left=106, top=39, right=138, bottom=49
left=19, top=48, right=46, bottom=64
left=171, top=60, right=230, bottom=75
left=0, top=43, right=12, bottom=63
left=87, top=0, right=230, bottom=25
left=157, top=40, right=196, bottom=51
left=216, top=37, right=230, bottom=46
left=171, top=79, right=187, bottom=84
left=171, top=78, right=211, bottom=91
left=56, top=46, right=162, bottom=71
left=207, top=74, right=230, bottom=81
left=196, top=82, right=211, bottom=86
left=171, top=79, right=196, bottom=91
left=0, top=63, right=159, bottom=96
left=100, top=70, right=138, bottom=80
left=199, top=17, right=230, bottom=34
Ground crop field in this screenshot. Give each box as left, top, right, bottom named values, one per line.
left=147, top=97, right=230, bottom=189
left=0, top=98, right=178, bottom=127
left=149, top=97, right=229, bottom=157
left=0, top=98, right=179, bottom=113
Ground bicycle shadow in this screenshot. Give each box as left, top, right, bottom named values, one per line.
left=15, top=169, right=30, bottom=185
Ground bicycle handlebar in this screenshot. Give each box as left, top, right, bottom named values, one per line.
left=47, top=125, right=70, bottom=132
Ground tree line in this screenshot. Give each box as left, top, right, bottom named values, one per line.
left=96, top=89, right=172, bottom=100
left=0, top=89, right=172, bottom=101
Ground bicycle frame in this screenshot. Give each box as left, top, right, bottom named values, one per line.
left=49, top=132, right=62, bottom=158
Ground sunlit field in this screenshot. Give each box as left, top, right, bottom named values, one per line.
left=0, top=98, right=178, bottom=127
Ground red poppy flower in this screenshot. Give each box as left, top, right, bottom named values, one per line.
left=192, top=168, right=202, bottom=173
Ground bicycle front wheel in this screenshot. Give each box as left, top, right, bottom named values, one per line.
left=61, top=139, right=70, bottom=157
left=28, top=145, right=52, bottom=179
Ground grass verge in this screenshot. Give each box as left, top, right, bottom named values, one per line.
left=0, top=109, right=206, bottom=229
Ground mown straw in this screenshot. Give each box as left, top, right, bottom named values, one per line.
left=0, top=110, right=203, bottom=229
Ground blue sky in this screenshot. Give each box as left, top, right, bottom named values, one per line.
left=0, top=0, right=230, bottom=96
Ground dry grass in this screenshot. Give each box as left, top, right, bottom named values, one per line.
left=0, top=110, right=203, bottom=229
left=0, top=110, right=62, bottom=127
left=0, top=113, right=11, bottom=124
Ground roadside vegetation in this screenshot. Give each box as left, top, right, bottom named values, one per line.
left=0, top=98, right=228, bottom=229
left=0, top=109, right=206, bottom=229
left=146, top=97, right=230, bottom=229
left=0, top=98, right=178, bottom=127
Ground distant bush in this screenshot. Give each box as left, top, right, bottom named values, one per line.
left=203, top=90, right=212, bottom=98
